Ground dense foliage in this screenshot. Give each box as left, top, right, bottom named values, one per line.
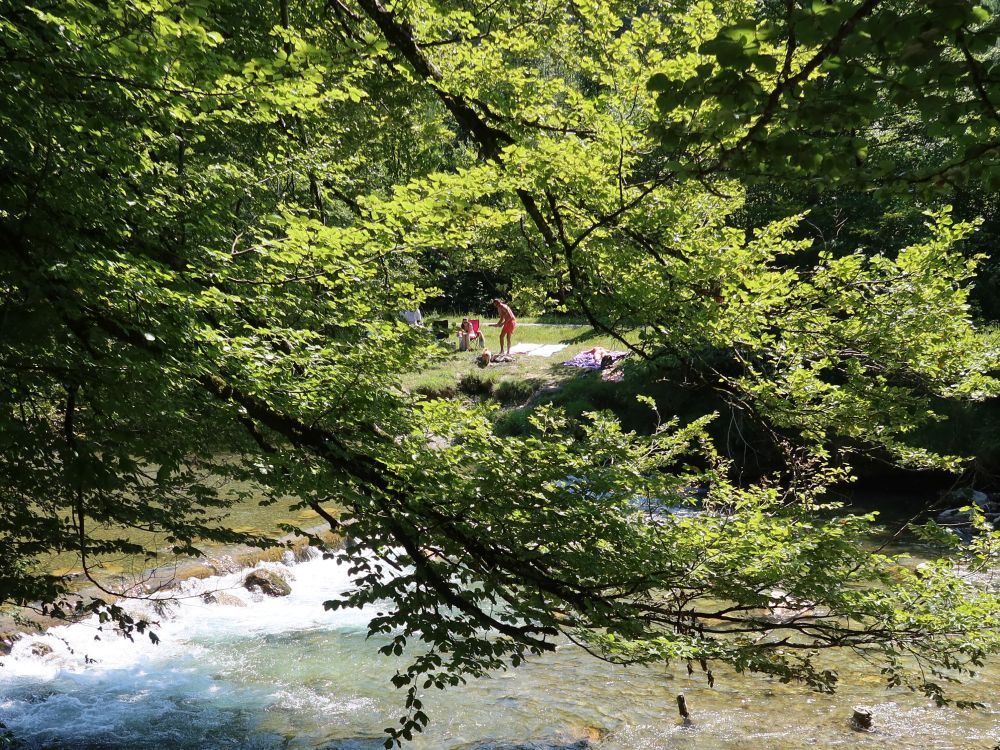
left=2, top=0, right=1000, bottom=744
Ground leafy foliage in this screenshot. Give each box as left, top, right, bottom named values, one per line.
left=2, top=0, right=1000, bottom=746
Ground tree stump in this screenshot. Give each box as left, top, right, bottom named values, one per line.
left=850, top=707, right=873, bottom=731
left=677, top=693, right=693, bottom=726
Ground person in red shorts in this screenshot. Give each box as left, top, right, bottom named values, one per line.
left=490, top=298, right=517, bottom=355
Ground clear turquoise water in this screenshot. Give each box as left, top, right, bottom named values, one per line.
left=1, top=552, right=997, bottom=749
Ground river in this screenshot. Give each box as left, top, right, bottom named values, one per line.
left=1, top=548, right=998, bottom=749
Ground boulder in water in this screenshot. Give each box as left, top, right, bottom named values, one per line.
left=936, top=485, right=1000, bottom=525
left=937, top=501, right=1000, bottom=535
left=243, top=568, right=291, bottom=597
left=201, top=591, right=248, bottom=607
left=940, top=488, right=996, bottom=511
left=29, top=641, right=53, bottom=657
left=941, top=487, right=1000, bottom=514
left=0, top=631, right=20, bottom=656
left=937, top=507, right=973, bottom=526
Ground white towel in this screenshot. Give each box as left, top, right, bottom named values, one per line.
left=527, top=344, right=568, bottom=357
left=509, top=343, right=542, bottom=354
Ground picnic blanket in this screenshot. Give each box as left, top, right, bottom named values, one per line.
left=561, top=351, right=630, bottom=369
left=509, top=343, right=568, bottom=357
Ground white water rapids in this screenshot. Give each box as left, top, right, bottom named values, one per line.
left=1, top=550, right=998, bottom=749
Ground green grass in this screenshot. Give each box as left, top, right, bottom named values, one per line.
left=403, top=316, right=626, bottom=405
left=400, top=316, right=702, bottom=438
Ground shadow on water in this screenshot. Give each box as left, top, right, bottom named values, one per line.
left=838, top=488, right=950, bottom=554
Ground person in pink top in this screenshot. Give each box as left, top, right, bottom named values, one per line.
left=490, top=298, right=517, bottom=355
left=458, top=317, right=485, bottom=351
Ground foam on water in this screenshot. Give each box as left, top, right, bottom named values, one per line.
left=3, top=551, right=372, bottom=677
left=0, top=551, right=388, bottom=749
left=2, top=547, right=999, bottom=750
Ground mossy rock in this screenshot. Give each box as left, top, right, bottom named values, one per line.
left=0, top=631, right=20, bottom=656
left=243, top=568, right=291, bottom=597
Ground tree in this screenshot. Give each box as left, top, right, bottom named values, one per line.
left=2, top=0, right=999, bottom=746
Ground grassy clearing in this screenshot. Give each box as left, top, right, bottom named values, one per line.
left=36, top=314, right=624, bottom=580
left=402, top=315, right=626, bottom=404
left=399, top=315, right=701, bottom=438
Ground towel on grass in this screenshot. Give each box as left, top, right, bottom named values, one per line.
left=561, top=351, right=630, bottom=369
left=509, top=343, right=568, bottom=357
left=528, top=344, right=567, bottom=357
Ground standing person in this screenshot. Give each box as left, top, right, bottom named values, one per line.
left=490, top=298, right=517, bottom=355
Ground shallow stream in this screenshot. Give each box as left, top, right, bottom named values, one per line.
left=1, top=549, right=998, bottom=749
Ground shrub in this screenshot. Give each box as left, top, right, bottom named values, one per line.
left=493, top=379, right=537, bottom=405
left=458, top=373, right=494, bottom=396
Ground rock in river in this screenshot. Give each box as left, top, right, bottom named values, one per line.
left=201, top=591, right=248, bottom=607
left=243, top=568, right=291, bottom=597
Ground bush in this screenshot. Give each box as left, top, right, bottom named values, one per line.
left=414, top=384, right=457, bottom=399
left=493, top=379, right=537, bottom=405
left=493, top=408, right=534, bottom=436
left=458, top=373, right=494, bottom=396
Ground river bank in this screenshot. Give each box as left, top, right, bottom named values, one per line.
left=0, top=527, right=341, bottom=650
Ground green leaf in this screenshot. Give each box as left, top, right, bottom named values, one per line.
left=647, top=72, right=671, bottom=92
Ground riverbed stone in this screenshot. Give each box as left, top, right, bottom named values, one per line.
left=935, top=487, right=1000, bottom=529
left=202, top=591, right=248, bottom=607
left=941, top=488, right=990, bottom=508
left=458, top=728, right=600, bottom=750
left=243, top=568, right=291, bottom=597
left=937, top=507, right=973, bottom=525
left=209, top=556, right=242, bottom=574
left=29, top=641, right=53, bottom=657
left=937, top=505, right=1000, bottom=530
left=0, top=631, right=19, bottom=655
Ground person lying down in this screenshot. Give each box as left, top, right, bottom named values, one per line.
left=583, top=346, right=614, bottom=368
